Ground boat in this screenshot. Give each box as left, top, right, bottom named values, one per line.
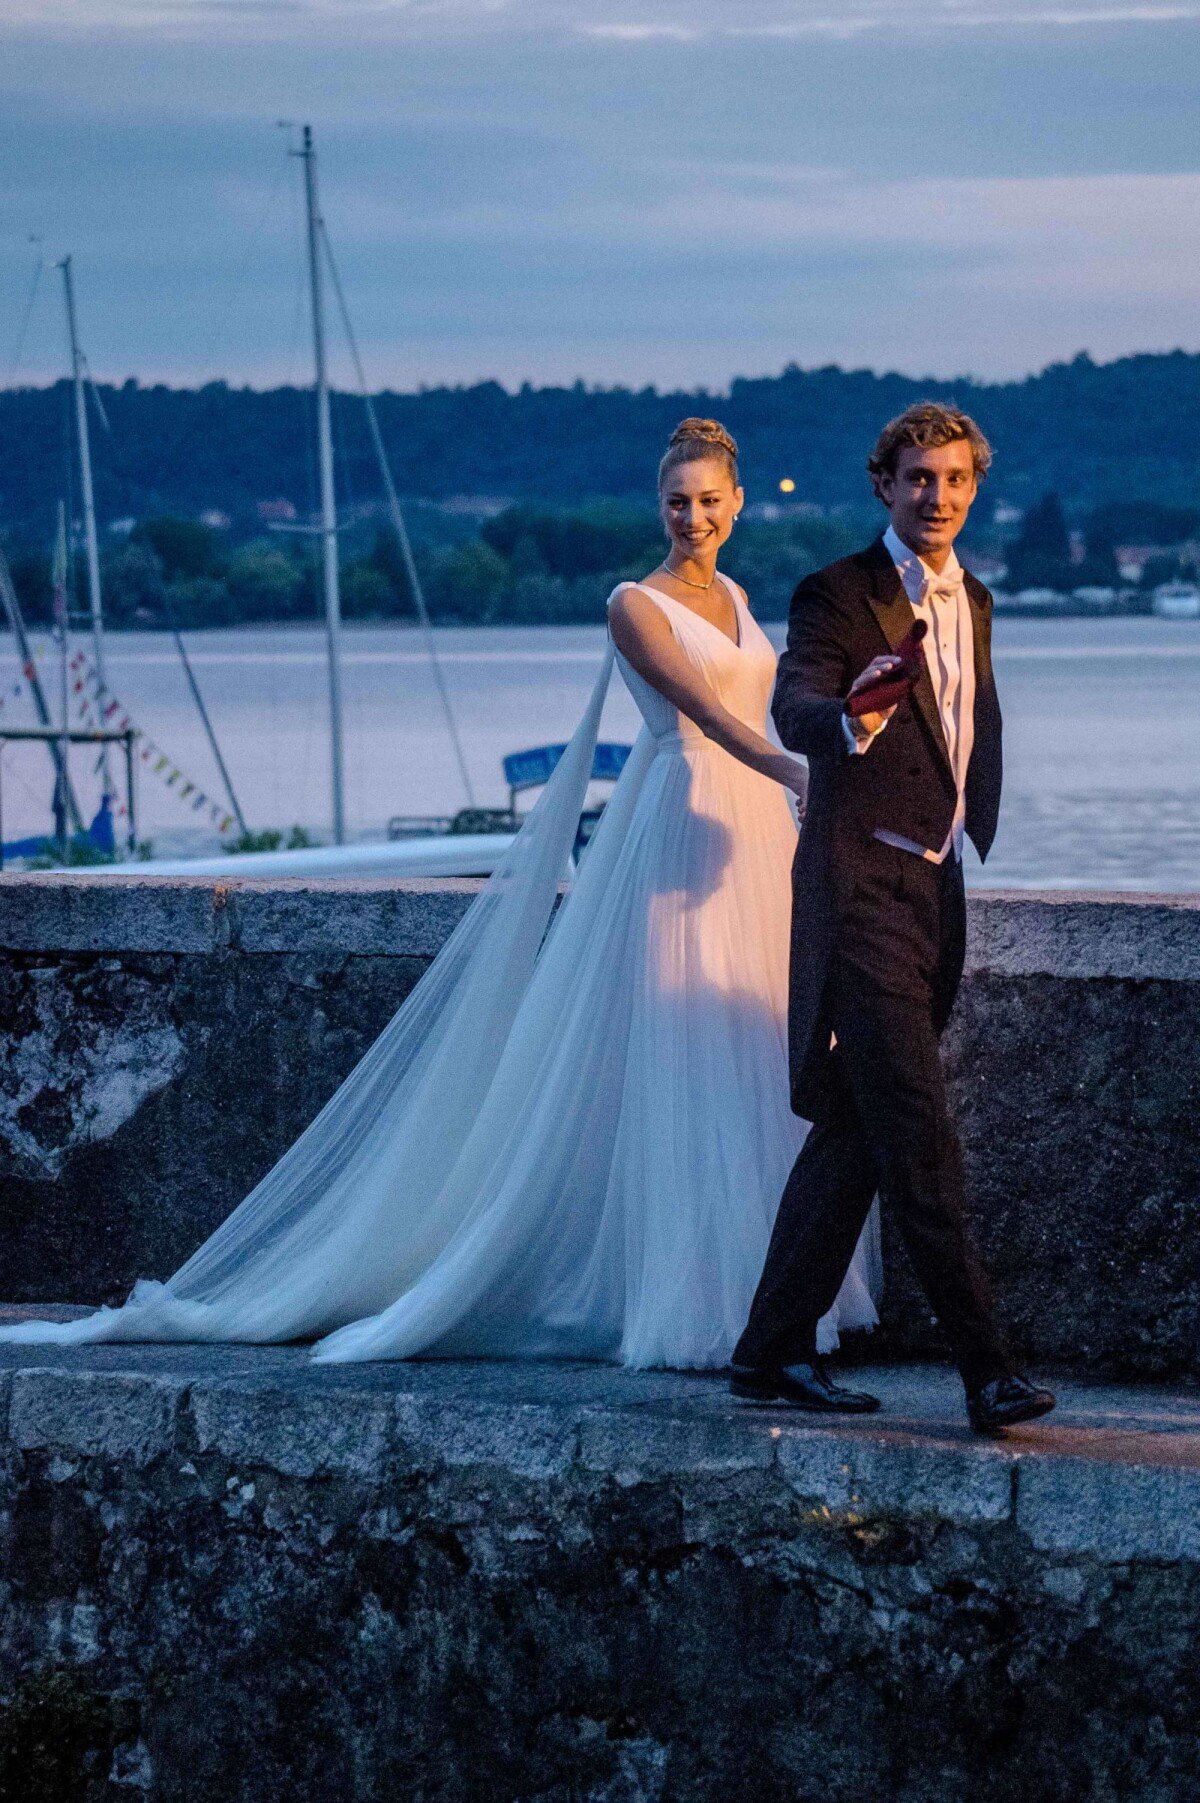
left=1152, top=581, right=1200, bottom=620
left=1012, top=586, right=1065, bottom=614
left=1, top=796, right=115, bottom=866
left=87, top=833, right=519, bottom=881
left=388, top=740, right=632, bottom=857
left=90, top=741, right=632, bottom=880
left=1, top=254, right=244, bottom=864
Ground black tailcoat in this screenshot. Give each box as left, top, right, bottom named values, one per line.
left=773, top=536, right=1002, bottom=1117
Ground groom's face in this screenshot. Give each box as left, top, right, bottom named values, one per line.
left=879, top=439, right=978, bottom=564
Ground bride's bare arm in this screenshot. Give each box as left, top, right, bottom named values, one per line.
left=608, top=586, right=808, bottom=800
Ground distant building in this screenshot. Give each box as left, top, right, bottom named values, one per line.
left=435, top=496, right=513, bottom=518
left=256, top=498, right=298, bottom=524
left=107, top=518, right=136, bottom=536
left=743, top=500, right=825, bottom=523
left=1115, top=541, right=1200, bottom=582
left=199, top=510, right=232, bottom=531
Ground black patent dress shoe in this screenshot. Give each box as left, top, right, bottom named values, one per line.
left=967, top=1373, right=1056, bottom=1435
left=729, top=1359, right=881, bottom=1414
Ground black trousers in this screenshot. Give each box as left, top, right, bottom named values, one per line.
left=734, top=850, right=1012, bottom=1394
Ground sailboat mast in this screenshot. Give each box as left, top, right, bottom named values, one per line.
left=296, top=124, right=346, bottom=846
left=54, top=502, right=71, bottom=851
left=0, top=539, right=84, bottom=835
left=59, top=253, right=112, bottom=797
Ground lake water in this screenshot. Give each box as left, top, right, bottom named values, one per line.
left=2, top=615, right=1199, bottom=890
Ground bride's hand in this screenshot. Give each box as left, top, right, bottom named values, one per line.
left=783, top=759, right=809, bottom=808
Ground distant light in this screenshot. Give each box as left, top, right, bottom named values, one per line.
left=779, top=478, right=796, bottom=494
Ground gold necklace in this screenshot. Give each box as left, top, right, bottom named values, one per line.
left=660, top=560, right=717, bottom=593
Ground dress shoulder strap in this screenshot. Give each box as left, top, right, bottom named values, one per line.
left=611, top=580, right=677, bottom=616
left=607, top=579, right=660, bottom=612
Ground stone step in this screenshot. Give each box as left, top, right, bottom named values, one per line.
left=3, top=1330, right=1200, bottom=1561
left=6, top=1335, right=1200, bottom=1795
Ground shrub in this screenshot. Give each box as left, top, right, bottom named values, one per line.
left=223, top=541, right=305, bottom=621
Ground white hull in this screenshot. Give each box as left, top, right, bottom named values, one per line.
left=90, top=833, right=518, bottom=880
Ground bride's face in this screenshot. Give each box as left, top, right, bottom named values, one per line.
left=660, top=459, right=743, bottom=562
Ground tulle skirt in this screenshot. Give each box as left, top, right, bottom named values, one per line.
left=313, top=735, right=880, bottom=1368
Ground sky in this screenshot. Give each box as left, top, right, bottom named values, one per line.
left=2, top=0, right=1199, bottom=393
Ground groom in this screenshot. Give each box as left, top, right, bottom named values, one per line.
left=731, top=401, right=1055, bottom=1435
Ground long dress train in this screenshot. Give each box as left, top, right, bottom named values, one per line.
left=0, top=576, right=880, bottom=1367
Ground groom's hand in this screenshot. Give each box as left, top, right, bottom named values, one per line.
left=845, top=655, right=902, bottom=740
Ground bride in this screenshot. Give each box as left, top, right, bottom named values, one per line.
left=1, top=418, right=880, bottom=1369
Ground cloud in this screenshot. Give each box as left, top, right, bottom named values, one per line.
left=579, top=24, right=700, bottom=41
left=716, top=3, right=1200, bottom=33
left=9, top=0, right=1200, bottom=34
left=579, top=10, right=1200, bottom=45
left=2, top=0, right=1199, bottom=389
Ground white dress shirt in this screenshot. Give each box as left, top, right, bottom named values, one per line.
left=842, top=523, right=976, bottom=864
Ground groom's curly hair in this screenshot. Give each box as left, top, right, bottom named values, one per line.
left=867, top=402, right=992, bottom=499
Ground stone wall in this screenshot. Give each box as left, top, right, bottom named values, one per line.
left=2, top=876, right=1199, bottom=1381
left=2, top=1347, right=1200, bottom=1802
left=0, top=878, right=472, bottom=1320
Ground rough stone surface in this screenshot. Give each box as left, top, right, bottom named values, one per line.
left=964, top=890, right=1200, bottom=981
left=9, top=1369, right=183, bottom=1466
left=2, top=1344, right=1200, bottom=1800
left=0, top=915, right=438, bottom=1309
left=188, top=1378, right=398, bottom=1482
left=0, top=873, right=479, bottom=957
left=3, top=881, right=1200, bottom=1385
left=875, top=964, right=1200, bottom=1378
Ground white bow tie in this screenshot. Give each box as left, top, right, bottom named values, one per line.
left=921, top=574, right=961, bottom=607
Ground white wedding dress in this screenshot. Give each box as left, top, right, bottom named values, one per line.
left=0, top=575, right=880, bottom=1368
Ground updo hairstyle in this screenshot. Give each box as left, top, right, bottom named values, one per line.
left=658, top=417, right=739, bottom=492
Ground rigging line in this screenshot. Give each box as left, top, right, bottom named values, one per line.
left=329, top=353, right=358, bottom=520
left=319, top=219, right=476, bottom=808
left=62, top=383, right=78, bottom=599
left=6, top=245, right=44, bottom=386
left=82, top=357, right=112, bottom=435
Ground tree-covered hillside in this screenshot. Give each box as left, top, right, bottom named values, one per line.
left=3, top=351, right=1198, bottom=630
left=2, top=349, right=1199, bottom=540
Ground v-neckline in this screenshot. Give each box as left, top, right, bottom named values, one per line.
left=632, top=576, right=744, bottom=650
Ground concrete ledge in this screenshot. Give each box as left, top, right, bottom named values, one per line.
left=965, top=890, right=1200, bottom=980
left=778, top=1425, right=1016, bottom=1525
left=6, top=1340, right=1200, bottom=1797
left=0, top=874, right=224, bottom=954
left=0, top=873, right=481, bottom=957
left=4, top=874, right=1199, bottom=978
left=4, top=1341, right=1200, bottom=1561
left=9, top=1366, right=185, bottom=1465
left=189, top=1378, right=399, bottom=1482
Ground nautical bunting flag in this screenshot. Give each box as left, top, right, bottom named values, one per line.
left=38, top=648, right=238, bottom=835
